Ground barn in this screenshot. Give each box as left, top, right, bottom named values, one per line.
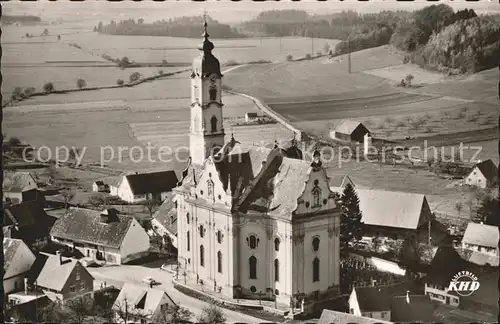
left=331, top=120, right=371, bottom=143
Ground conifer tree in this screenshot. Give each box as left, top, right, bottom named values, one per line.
left=340, top=183, right=363, bottom=247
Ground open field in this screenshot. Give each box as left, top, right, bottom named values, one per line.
left=59, top=31, right=340, bottom=64
left=3, top=89, right=291, bottom=173
left=2, top=66, right=184, bottom=96
left=363, top=63, right=449, bottom=85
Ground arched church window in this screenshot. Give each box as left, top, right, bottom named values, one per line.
left=312, top=186, right=321, bottom=208
left=200, top=245, right=205, bottom=267
left=274, top=238, right=280, bottom=252
left=207, top=180, right=214, bottom=200
left=217, top=251, right=223, bottom=273
left=217, top=230, right=223, bottom=244
left=199, top=225, right=205, bottom=238
left=312, top=237, right=320, bottom=252
left=313, top=257, right=320, bottom=282
left=186, top=213, right=190, bottom=224
left=187, top=231, right=190, bottom=251
left=249, top=235, right=257, bottom=249
left=209, top=86, right=217, bottom=101
left=211, top=116, right=217, bottom=133
left=274, top=259, right=280, bottom=282
left=249, top=256, right=257, bottom=279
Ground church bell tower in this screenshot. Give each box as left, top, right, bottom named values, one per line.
left=189, top=16, right=225, bottom=166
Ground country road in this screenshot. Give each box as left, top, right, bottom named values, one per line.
left=90, top=265, right=268, bottom=324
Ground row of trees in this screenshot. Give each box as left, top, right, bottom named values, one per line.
left=96, top=16, right=246, bottom=38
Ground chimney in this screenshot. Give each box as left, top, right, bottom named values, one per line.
left=24, top=278, right=28, bottom=294
left=56, top=250, right=63, bottom=264
left=406, top=290, right=410, bottom=304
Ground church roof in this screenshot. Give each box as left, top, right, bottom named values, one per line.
left=178, top=139, right=333, bottom=221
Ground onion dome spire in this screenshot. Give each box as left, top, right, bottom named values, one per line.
left=198, top=10, right=214, bottom=53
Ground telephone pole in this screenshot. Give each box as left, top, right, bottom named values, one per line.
left=311, top=32, right=314, bottom=56
left=348, top=38, right=352, bottom=74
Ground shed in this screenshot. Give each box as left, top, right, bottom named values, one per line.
left=245, top=112, right=258, bottom=122
left=331, top=120, right=371, bottom=143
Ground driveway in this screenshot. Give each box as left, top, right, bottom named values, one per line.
left=89, top=265, right=267, bottom=323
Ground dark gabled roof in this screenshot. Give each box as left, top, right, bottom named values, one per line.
left=318, top=309, right=391, bottom=324
left=353, top=286, right=392, bottom=312
left=125, top=170, right=178, bottom=195
left=49, top=207, right=135, bottom=249
left=473, top=159, right=498, bottom=181
left=4, top=201, right=49, bottom=227
left=390, top=295, right=439, bottom=322
left=94, top=181, right=104, bottom=186
left=335, top=120, right=370, bottom=135
left=425, top=245, right=467, bottom=286
left=153, top=192, right=177, bottom=235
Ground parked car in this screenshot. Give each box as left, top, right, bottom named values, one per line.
left=141, top=276, right=160, bottom=286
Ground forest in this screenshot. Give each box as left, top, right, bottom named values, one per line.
left=2, top=15, right=41, bottom=25
left=96, top=16, right=246, bottom=39
left=97, top=6, right=500, bottom=74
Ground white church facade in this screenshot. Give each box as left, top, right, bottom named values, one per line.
left=174, top=21, right=341, bottom=308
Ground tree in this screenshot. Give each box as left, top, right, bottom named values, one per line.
left=286, top=54, right=293, bottom=61
left=158, top=304, right=193, bottom=324
left=42, top=28, right=49, bottom=36
left=24, top=86, right=36, bottom=97
left=143, top=197, right=160, bottom=218
left=7, top=137, right=22, bottom=146
left=118, top=56, right=131, bottom=69
left=66, top=297, right=94, bottom=323
left=61, top=190, right=75, bottom=210
left=115, top=297, right=151, bottom=323
left=69, top=147, right=81, bottom=166
left=340, top=183, right=363, bottom=247
left=117, top=79, right=125, bottom=86
left=455, top=201, right=463, bottom=216
left=88, top=194, right=105, bottom=208
left=158, top=69, right=165, bottom=76
left=43, top=82, right=55, bottom=93
left=76, top=78, right=87, bottom=89
left=405, top=74, right=414, bottom=87
left=11, top=87, right=22, bottom=100
left=197, top=305, right=227, bottom=324
left=129, top=72, right=142, bottom=83
left=476, top=196, right=499, bottom=226
left=398, top=234, right=421, bottom=279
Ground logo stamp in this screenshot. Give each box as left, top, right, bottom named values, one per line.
left=447, top=271, right=480, bottom=297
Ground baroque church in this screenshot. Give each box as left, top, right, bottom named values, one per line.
left=174, top=20, right=341, bottom=308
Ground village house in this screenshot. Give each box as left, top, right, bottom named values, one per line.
left=355, top=189, right=433, bottom=240
left=423, top=245, right=463, bottom=307
left=50, top=207, right=150, bottom=264
left=151, top=192, right=178, bottom=248
left=112, top=283, right=177, bottom=324
left=461, top=222, right=499, bottom=266
left=92, top=180, right=109, bottom=193
left=26, top=252, right=94, bottom=304
left=3, top=201, right=56, bottom=249
left=245, top=112, right=259, bottom=122
left=3, top=238, right=37, bottom=295
left=318, top=309, right=392, bottom=324
left=104, top=175, right=123, bottom=196
left=330, top=120, right=371, bottom=143
left=348, top=286, right=392, bottom=320
left=349, top=284, right=437, bottom=322
left=3, top=171, right=39, bottom=204
left=463, top=159, right=498, bottom=189
left=6, top=293, right=52, bottom=322
left=174, top=22, right=342, bottom=309
left=116, top=171, right=179, bottom=203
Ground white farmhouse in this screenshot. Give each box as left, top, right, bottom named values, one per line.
left=116, top=171, right=178, bottom=203
left=3, top=238, right=36, bottom=294
left=173, top=21, right=341, bottom=310
left=49, top=207, right=150, bottom=264
left=464, top=159, right=498, bottom=189
left=461, top=222, right=499, bottom=266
